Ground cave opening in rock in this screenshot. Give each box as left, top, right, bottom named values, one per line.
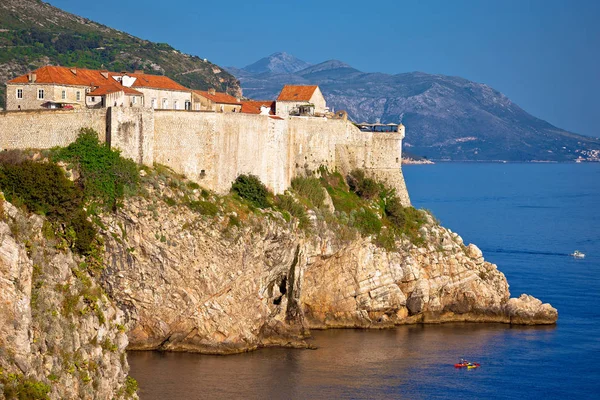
left=273, top=276, right=287, bottom=305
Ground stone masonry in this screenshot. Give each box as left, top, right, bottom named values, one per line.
left=0, top=108, right=411, bottom=205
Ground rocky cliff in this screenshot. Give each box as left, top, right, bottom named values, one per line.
left=94, top=169, right=557, bottom=355
left=0, top=157, right=557, bottom=397
left=0, top=198, right=136, bottom=399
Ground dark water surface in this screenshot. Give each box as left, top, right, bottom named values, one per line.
left=129, top=163, right=600, bottom=399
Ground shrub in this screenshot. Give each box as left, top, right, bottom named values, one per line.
left=0, top=372, right=51, bottom=400
left=385, top=196, right=406, bottom=228
left=384, top=196, right=428, bottom=244
left=231, top=174, right=270, bottom=208
left=70, top=210, right=97, bottom=254
left=0, top=160, right=97, bottom=254
left=347, top=169, right=380, bottom=200
left=125, top=376, right=138, bottom=396
left=0, top=160, right=82, bottom=219
left=53, top=128, right=139, bottom=210
left=290, top=176, right=325, bottom=208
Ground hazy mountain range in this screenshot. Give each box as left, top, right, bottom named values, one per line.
left=229, top=53, right=600, bottom=162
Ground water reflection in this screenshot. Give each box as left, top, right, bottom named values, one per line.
left=129, top=323, right=557, bottom=400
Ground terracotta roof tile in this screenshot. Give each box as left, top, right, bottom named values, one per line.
left=240, top=100, right=275, bottom=114
left=8, top=65, right=189, bottom=92
left=128, top=73, right=189, bottom=92
left=87, top=84, right=142, bottom=96
left=277, top=85, right=318, bottom=101
left=193, top=90, right=240, bottom=105
left=8, top=66, right=112, bottom=87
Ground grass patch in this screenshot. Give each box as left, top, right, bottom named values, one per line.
left=290, top=176, right=325, bottom=208
left=275, top=194, right=310, bottom=230
left=188, top=200, right=219, bottom=216
left=351, top=208, right=382, bottom=236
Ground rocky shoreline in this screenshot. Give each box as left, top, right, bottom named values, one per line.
left=0, top=171, right=557, bottom=398
left=97, top=188, right=556, bottom=355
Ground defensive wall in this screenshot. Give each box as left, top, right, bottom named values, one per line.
left=0, top=108, right=107, bottom=148
left=0, top=108, right=410, bottom=205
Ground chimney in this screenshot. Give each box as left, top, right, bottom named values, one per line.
left=100, top=71, right=109, bottom=79
left=208, top=88, right=216, bottom=95
left=70, top=68, right=77, bottom=75
left=27, top=72, right=37, bottom=83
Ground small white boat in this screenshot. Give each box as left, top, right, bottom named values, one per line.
left=571, top=250, right=585, bottom=259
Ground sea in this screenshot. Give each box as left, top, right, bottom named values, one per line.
left=128, top=163, right=600, bottom=399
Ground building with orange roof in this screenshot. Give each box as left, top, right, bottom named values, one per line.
left=240, top=100, right=275, bottom=115
left=5, top=66, right=191, bottom=111
left=275, top=85, right=327, bottom=117
left=191, top=89, right=241, bottom=112
left=86, top=83, right=143, bottom=109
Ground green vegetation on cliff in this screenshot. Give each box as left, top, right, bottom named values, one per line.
left=0, top=0, right=241, bottom=109
left=53, top=128, right=139, bottom=210
left=222, top=167, right=427, bottom=249
left=0, top=369, right=50, bottom=400
left=0, top=128, right=138, bottom=255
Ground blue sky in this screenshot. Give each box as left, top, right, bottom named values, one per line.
left=47, top=0, right=600, bottom=137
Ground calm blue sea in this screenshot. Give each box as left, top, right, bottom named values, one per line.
left=129, top=163, right=600, bottom=399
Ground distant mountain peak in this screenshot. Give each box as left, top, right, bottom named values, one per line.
left=242, top=52, right=312, bottom=74
left=298, top=59, right=358, bottom=75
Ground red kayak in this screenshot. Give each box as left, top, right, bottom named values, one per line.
left=454, top=362, right=481, bottom=368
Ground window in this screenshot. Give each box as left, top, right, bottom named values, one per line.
left=61, top=90, right=66, bottom=100
left=91, top=97, right=95, bottom=102
left=174, top=100, right=179, bottom=110
left=132, top=96, right=137, bottom=104
left=76, top=91, right=81, bottom=101
left=37, top=89, right=44, bottom=100
left=162, top=99, right=168, bottom=109
left=16, top=89, right=23, bottom=99
left=151, top=98, right=157, bottom=109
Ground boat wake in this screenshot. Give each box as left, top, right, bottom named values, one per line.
left=483, top=248, right=570, bottom=257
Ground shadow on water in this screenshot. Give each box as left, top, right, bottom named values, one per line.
left=128, top=323, right=558, bottom=400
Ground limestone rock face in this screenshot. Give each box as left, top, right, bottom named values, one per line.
left=0, top=200, right=134, bottom=399
left=301, top=216, right=556, bottom=327
left=101, top=197, right=306, bottom=354
left=504, top=294, right=559, bottom=325
left=99, top=196, right=557, bottom=355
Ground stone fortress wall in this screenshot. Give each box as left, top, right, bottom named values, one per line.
left=0, top=108, right=107, bottom=148
left=0, top=108, right=411, bottom=205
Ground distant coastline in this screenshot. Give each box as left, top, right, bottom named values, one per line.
left=402, top=151, right=435, bottom=165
